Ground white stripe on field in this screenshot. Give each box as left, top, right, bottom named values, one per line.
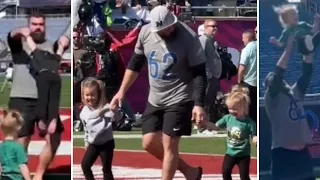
left=74, top=147, right=257, bottom=159
left=73, top=134, right=227, bottom=139
left=0, top=141, right=71, bottom=155
left=72, top=165, right=257, bottom=180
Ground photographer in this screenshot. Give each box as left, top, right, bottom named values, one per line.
left=74, top=3, right=137, bottom=123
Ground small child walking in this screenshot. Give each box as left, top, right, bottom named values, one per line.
left=25, top=35, right=69, bottom=136
left=198, top=85, right=257, bottom=180
left=0, top=110, right=31, bottom=180
left=0, top=63, right=13, bottom=93
left=270, top=4, right=320, bottom=55
left=80, top=77, right=123, bottom=180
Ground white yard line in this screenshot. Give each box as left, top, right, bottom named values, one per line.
left=0, top=141, right=71, bottom=155
left=73, top=147, right=257, bottom=159
left=72, top=165, right=257, bottom=180
left=73, top=134, right=227, bottom=139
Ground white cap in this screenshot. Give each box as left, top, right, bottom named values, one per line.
left=198, top=24, right=205, bottom=36
left=149, top=6, right=178, bottom=33
left=147, top=0, right=159, bottom=6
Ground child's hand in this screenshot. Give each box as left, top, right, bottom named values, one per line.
left=269, top=36, right=278, bottom=45
left=252, top=136, right=257, bottom=146
left=58, top=36, right=70, bottom=49
left=20, top=27, right=30, bottom=37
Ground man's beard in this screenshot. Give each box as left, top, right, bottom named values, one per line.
left=30, top=31, right=46, bottom=43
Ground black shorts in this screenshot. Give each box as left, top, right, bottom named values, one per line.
left=271, top=147, right=315, bottom=180
left=8, top=98, right=64, bottom=137
left=141, top=101, right=193, bottom=137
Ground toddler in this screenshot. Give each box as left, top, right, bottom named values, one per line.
left=0, top=110, right=31, bottom=180
left=270, top=4, right=320, bottom=55
left=26, top=35, right=69, bottom=136
left=198, top=85, right=257, bottom=180
left=80, top=77, right=123, bottom=180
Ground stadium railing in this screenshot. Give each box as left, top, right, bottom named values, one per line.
left=305, top=0, right=319, bottom=14
left=179, top=5, right=256, bottom=20
left=1, top=13, right=70, bottom=19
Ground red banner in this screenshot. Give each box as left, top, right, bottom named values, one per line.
left=110, top=20, right=256, bottom=113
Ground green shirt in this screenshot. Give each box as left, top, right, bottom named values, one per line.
left=0, top=140, right=27, bottom=180
left=216, top=114, right=257, bottom=157
left=278, top=21, right=313, bottom=44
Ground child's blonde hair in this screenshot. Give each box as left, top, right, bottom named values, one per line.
left=0, top=110, right=23, bottom=136
left=225, top=85, right=250, bottom=115
left=273, top=4, right=298, bottom=28
left=81, top=77, right=106, bottom=109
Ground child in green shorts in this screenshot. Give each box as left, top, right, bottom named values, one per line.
left=197, top=85, right=257, bottom=180
left=269, top=4, right=320, bottom=55
left=0, top=110, right=31, bottom=180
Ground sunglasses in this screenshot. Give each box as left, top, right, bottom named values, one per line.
left=206, top=25, right=218, bottom=28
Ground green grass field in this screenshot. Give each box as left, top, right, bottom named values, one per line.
left=0, top=76, right=71, bottom=107
left=73, top=132, right=257, bottom=157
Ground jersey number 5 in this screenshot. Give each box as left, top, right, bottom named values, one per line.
left=148, top=51, right=178, bottom=80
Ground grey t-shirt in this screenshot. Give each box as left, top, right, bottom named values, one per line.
left=134, top=22, right=206, bottom=107
left=264, top=65, right=313, bottom=149
left=80, top=104, right=121, bottom=146
left=7, top=32, right=55, bottom=99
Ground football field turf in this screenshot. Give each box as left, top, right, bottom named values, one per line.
left=73, top=133, right=257, bottom=179
left=0, top=76, right=71, bottom=107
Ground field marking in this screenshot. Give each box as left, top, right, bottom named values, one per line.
left=72, top=165, right=257, bottom=180
left=73, top=134, right=227, bottom=139
left=0, top=141, right=72, bottom=155
left=73, top=147, right=257, bottom=159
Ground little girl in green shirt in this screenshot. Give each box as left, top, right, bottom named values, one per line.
left=269, top=4, right=320, bottom=55
left=0, top=110, right=31, bottom=180
left=197, top=85, right=257, bottom=180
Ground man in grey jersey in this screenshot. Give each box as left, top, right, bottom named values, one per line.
left=7, top=12, right=68, bottom=180
left=110, top=6, right=205, bottom=180
left=264, top=34, right=315, bottom=180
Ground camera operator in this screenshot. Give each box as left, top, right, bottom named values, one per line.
left=75, top=3, right=137, bottom=122
left=199, top=19, right=222, bottom=123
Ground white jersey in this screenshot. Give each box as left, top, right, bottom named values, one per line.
left=5, top=67, right=13, bottom=80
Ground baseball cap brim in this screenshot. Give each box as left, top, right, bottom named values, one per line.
left=150, top=15, right=178, bottom=33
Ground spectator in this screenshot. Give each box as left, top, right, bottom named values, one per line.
left=238, top=30, right=257, bottom=122
left=92, top=0, right=108, bottom=26
left=199, top=19, right=221, bottom=123
left=0, top=63, right=13, bottom=93
left=111, top=0, right=148, bottom=30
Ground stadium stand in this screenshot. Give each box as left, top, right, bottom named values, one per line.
left=259, top=0, right=320, bottom=97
